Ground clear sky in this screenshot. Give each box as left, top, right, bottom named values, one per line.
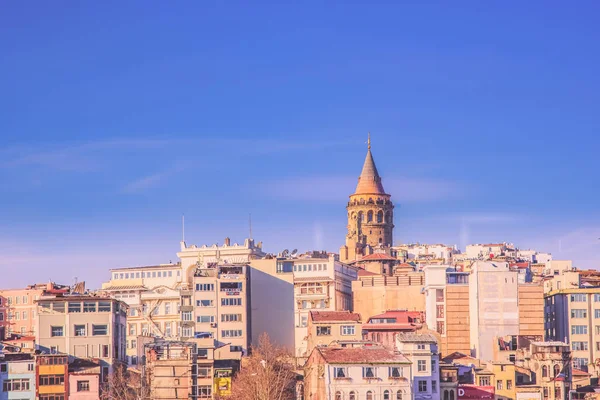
left=1, top=2, right=599, bottom=289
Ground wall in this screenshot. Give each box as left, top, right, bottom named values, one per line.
left=444, top=285, right=470, bottom=356
left=68, top=374, right=100, bottom=400
left=0, top=359, right=36, bottom=400
left=352, top=273, right=425, bottom=322
left=518, top=284, right=544, bottom=337
left=247, top=262, right=295, bottom=351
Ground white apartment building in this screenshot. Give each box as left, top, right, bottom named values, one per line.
left=395, top=244, right=458, bottom=263
left=249, top=254, right=358, bottom=363
left=396, top=333, right=440, bottom=400
left=304, top=345, right=413, bottom=400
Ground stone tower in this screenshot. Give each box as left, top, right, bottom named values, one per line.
left=340, top=135, right=394, bottom=263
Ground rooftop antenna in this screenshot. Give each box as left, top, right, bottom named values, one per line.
left=249, top=213, right=252, bottom=240
left=182, top=214, right=185, bottom=242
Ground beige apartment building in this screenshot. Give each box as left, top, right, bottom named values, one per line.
left=306, top=311, right=362, bottom=353
left=424, top=263, right=544, bottom=359
left=190, top=263, right=249, bottom=357
left=101, top=263, right=183, bottom=366
left=36, top=294, right=127, bottom=380
left=249, top=254, right=358, bottom=363
left=545, top=287, right=600, bottom=376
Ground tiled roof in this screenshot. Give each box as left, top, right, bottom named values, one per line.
left=397, top=332, right=438, bottom=343
left=357, top=269, right=378, bottom=277
left=0, top=353, right=34, bottom=362
left=318, top=347, right=410, bottom=364
left=367, top=310, right=424, bottom=323
left=310, top=311, right=361, bottom=323
left=293, top=276, right=333, bottom=282
left=442, top=352, right=477, bottom=363
left=573, top=368, right=591, bottom=376
left=361, top=253, right=397, bottom=261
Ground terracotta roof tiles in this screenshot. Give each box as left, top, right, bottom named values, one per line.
left=310, top=311, right=361, bottom=323
left=318, top=347, right=410, bottom=364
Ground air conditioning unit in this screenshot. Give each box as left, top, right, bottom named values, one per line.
left=210, top=323, right=217, bottom=328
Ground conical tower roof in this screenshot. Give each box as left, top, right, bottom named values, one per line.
left=354, top=134, right=387, bottom=195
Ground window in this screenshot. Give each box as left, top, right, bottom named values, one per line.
left=0, top=313, right=3, bottom=321
left=366, top=392, right=373, bottom=400
left=74, top=325, right=86, bottom=336
left=28, top=363, right=34, bottom=371
left=595, top=310, right=600, bottom=319
left=131, top=339, right=137, bottom=349
left=197, top=299, right=214, bottom=307
left=197, top=349, right=208, bottom=359
left=152, top=272, right=156, bottom=278
left=182, top=311, right=193, bottom=321
left=317, top=326, right=331, bottom=336
left=22, top=311, right=27, bottom=320
left=418, top=360, right=427, bottom=372
left=221, top=314, right=242, bottom=322
left=182, top=327, right=193, bottom=337
left=198, top=385, right=212, bottom=399
left=0, top=364, right=6, bottom=372
left=40, top=375, right=65, bottom=385
left=555, top=386, right=561, bottom=398
left=362, top=367, right=376, bottom=378
left=92, top=325, right=108, bottom=336
left=168, top=271, right=172, bottom=277
left=417, top=344, right=426, bottom=350
left=15, top=312, right=20, bottom=320
left=68, top=302, right=82, bottom=313
left=432, top=380, right=437, bottom=393
left=165, top=323, right=172, bottom=337
left=436, top=305, right=444, bottom=318
left=197, top=315, right=214, bottom=323
left=77, top=380, right=90, bottom=391
left=571, top=309, right=587, bottom=318
left=2, top=378, right=31, bottom=391
left=197, top=367, right=211, bottom=378
left=221, top=298, right=242, bottom=306
left=102, top=345, right=109, bottom=357
left=50, top=346, right=58, bottom=354
left=572, top=325, right=588, bottom=335
left=333, top=367, right=347, bottom=378
left=553, top=364, right=561, bottom=377
left=349, top=392, right=356, bottom=400
left=542, top=365, right=548, bottom=377
left=221, top=330, right=242, bottom=337
left=497, top=380, right=503, bottom=390
left=389, top=367, right=402, bottom=378
left=543, top=388, right=549, bottom=398
left=397, top=391, right=403, bottom=400
left=418, top=380, right=427, bottom=392
left=432, top=359, right=436, bottom=371
left=507, top=380, right=513, bottom=390
left=571, top=293, right=587, bottom=302
left=479, top=376, right=490, bottom=386
left=300, top=315, right=308, bottom=327
left=335, top=391, right=342, bottom=400
left=341, top=325, right=355, bottom=335
left=384, top=390, right=390, bottom=400
left=98, top=301, right=111, bottom=312
left=51, top=326, right=64, bottom=337
left=230, top=345, right=243, bottom=352
left=572, top=341, right=589, bottom=351
left=195, top=284, right=214, bottom=291
left=595, top=294, right=600, bottom=302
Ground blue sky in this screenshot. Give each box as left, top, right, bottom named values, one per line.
left=1, top=2, right=599, bottom=289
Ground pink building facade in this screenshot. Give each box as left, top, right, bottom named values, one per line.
left=0, top=282, right=68, bottom=339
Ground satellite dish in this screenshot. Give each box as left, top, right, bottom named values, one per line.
left=282, top=249, right=290, bottom=257
left=291, top=249, right=298, bottom=257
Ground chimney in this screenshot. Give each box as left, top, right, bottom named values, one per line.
left=224, top=237, right=231, bottom=246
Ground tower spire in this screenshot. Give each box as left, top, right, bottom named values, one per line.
left=368, top=132, right=371, bottom=150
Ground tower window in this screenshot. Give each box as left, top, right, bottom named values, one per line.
left=377, top=210, right=383, bottom=223
left=367, top=211, right=373, bottom=222
left=379, top=238, right=382, bottom=244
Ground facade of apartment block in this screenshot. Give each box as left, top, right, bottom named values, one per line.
left=249, top=255, right=358, bottom=362
left=0, top=353, right=36, bottom=400
left=306, top=311, right=362, bottom=354
left=545, top=288, right=600, bottom=376
left=36, top=295, right=127, bottom=379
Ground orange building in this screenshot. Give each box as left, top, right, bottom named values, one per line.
left=0, top=283, right=68, bottom=339
left=37, top=354, right=69, bottom=400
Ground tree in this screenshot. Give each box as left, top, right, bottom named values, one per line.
left=100, top=366, right=150, bottom=400
left=225, top=333, right=299, bottom=400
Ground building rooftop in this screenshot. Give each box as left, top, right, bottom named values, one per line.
left=69, top=359, right=101, bottom=374
left=293, top=276, right=333, bottom=283
left=102, top=284, right=148, bottom=291
left=573, top=368, right=591, bottom=377
left=0, top=353, right=34, bottom=362
left=317, top=347, right=410, bottom=364
left=531, top=341, right=569, bottom=347
left=310, top=311, right=361, bottom=323
left=396, top=332, right=438, bottom=343
left=360, top=253, right=397, bottom=262
left=110, top=263, right=180, bottom=272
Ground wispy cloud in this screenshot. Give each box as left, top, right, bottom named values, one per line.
left=123, top=171, right=171, bottom=193
left=255, top=175, right=469, bottom=203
